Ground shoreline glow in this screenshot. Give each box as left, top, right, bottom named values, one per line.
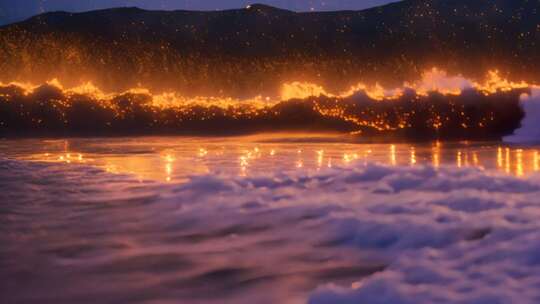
left=9, top=137, right=540, bottom=182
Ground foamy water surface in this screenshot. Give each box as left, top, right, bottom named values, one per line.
left=2, top=135, right=540, bottom=304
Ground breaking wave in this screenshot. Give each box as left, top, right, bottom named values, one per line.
left=0, top=69, right=531, bottom=140
left=505, top=88, right=540, bottom=143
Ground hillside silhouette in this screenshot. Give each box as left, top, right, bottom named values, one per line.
left=0, top=0, right=538, bottom=96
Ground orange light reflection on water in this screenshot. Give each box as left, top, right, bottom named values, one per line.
left=432, top=142, right=441, bottom=168
left=534, top=151, right=540, bottom=172
left=14, top=137, right=540, bottom=182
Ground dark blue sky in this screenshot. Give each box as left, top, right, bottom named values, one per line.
left=0, top=0, right=397, bottom=25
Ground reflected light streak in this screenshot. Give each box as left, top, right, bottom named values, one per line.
left=534, top=151, right=539, bottom=172
left=506, top=148, right=511, bottom=174
left=432, top=141, right=441, bottom=168
left=410, top=147, right=416, bottom=166
left=165, top=163, right=173, bottom=182
left=498, top=147, right=504, bottom=169
left=473, top=152, right=480, bottom=167
left=317, top=150, right=324, bottom=169
left=432, top=149, right=440, bottom=169
left=343, top=153, right=352, bottom=164
left=239, top=155, right=249, bottom=176
left=390, top=145, right=397, bottom=166
left=516, top=149, right=524, bottom=177
left=164, top=152, right=175, bottom=182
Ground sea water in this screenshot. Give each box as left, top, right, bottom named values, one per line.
left=2, top=134, right=540, bottom=303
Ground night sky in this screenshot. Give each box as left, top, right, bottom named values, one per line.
left=0, top=0, right=397, bottom=25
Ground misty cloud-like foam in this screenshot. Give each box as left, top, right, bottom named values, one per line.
left=505, top=88, right=540, bottom=143
left=4, top=158, right=540, bottom=303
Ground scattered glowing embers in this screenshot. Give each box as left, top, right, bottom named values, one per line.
left=280, top=68, right=534, bottom=101
left=0, top=68, right=535, bottom=137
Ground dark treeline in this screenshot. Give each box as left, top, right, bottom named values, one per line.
left=0, top=84, right=524, bottom=140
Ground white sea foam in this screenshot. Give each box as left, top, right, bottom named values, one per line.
left=505, top=88, right=540, bottom=143
left=3, top=158, right=540, bottom=303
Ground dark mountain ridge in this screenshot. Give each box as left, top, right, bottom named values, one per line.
left=0, top=0, right=539, bottom=97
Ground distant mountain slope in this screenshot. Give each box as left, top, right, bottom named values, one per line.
left=0, top=0, right=539, bottom=96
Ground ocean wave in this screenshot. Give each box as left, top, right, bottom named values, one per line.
left=0, top=83, right=525, bottom=140
left=505, top=88, right=540, bottom=144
